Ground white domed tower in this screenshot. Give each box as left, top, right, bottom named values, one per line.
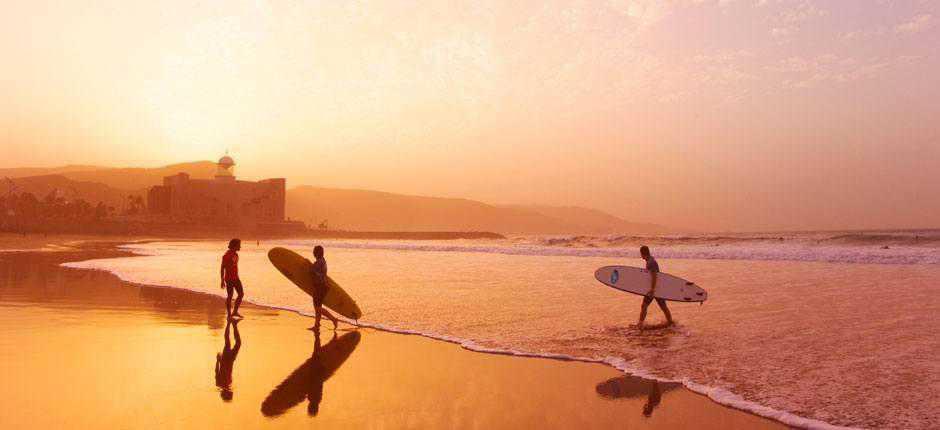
left=215, top=153, right=236, bottom=182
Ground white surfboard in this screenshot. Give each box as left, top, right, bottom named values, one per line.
left=594, top=266, right=707, bottom=303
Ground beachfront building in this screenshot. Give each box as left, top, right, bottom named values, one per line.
left=147, top=154, right=287, bottom=227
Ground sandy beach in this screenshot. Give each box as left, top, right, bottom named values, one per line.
left=0, top=244, right=785, bottom=429
left=0, top=232, right=106, bottom=252
left=5, top=0, right=937, bottom=427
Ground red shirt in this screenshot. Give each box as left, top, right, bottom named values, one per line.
left=222, top=250, right=239, bottom=281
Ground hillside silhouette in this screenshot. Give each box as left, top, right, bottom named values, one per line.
left=2, top=162, right=669, bottom=234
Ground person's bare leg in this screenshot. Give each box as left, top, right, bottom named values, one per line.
left=232, top=282, right=245, bottom=318
left=309, top=305, right=322, bottom=331
left=638, top=297, right=652, bottom=329
left=657, top=299, right=674, bottom=325
left=232, top=291, right=244, bottom=318
left=225, top=290, right=234, bottom=320
left=320, top=308, right=339, bottom=329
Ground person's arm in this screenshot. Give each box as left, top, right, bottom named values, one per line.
left=220, top=257, right=226, bottom=289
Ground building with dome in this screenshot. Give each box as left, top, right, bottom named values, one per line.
left=147, top=154, right=287, bottom=228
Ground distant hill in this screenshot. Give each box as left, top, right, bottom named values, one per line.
left=3, top=162, right=672, bottom=234
left=4, top=175, right=134, bottom=209
left=0, top=161, right=217, bottom=190
left=287, top=186, right=668, bottom=235
left=502, top=205, right=669, bottom=234
left=0, top=165, right=104, bottom=178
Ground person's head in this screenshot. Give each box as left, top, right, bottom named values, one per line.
left=228, top=238, right=241, bottom=251
left=639, top=245, right=651, bottom=260
left=313, top=245, right=324, bottom=259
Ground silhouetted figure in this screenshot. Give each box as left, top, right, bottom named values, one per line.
left=305, top=332, right=327, bottom=415
left=261, top=331, right=361, bottom=417
left=215, top=319, right=242, bottom=401
left=595, top=375, right=680, bottom=418
left=309, top=245, right=338, bottom=331
left=642, top=381, right=663, bottom=417
left=637, top=245, right=673, bottom=329
left=221, top=238, right=244, bottom=320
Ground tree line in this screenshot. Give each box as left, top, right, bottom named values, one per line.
left=0, top=190, right=146, bottom=233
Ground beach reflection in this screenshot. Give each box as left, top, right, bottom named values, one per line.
left=261, top=330, right=361, bottom=417
left=0, top=252, right=227, bottom=327
left=596, top=375, right=681, bottom=417
left=215, top=320, right=242, bottom=401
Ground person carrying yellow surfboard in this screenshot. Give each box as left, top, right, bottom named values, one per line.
left=309, top=245, right=339, bottom=331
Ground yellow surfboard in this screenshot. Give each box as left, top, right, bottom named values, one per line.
left=267, top=247, right=363, bottom=320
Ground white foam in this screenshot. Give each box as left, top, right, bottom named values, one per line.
left=340, top=319, right=860, bottom=430
left=272, top=238, right=940, bottom=265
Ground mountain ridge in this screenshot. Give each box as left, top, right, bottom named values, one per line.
left=1, top=163, right=672, bottom=234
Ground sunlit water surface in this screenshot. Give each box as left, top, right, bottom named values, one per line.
left=65, top=235, right=940, bottom=429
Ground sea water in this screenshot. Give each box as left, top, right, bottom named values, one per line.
left=63, top=230, right=940, bottom=429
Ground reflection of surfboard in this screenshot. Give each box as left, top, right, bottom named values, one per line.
left=261, top=331, right=362, bottom=417
left=594, top=266, right=707, bottom=303
left=268, top=247, right=362, bottom=319
left=595, top=376, right=680, bottom=399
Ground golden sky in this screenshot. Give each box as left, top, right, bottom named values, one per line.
left=2, top=0, right=938, bottom=231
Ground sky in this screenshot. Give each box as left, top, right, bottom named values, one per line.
left=1, top=0, right=938, bottom=232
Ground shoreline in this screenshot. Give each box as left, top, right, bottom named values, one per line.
left=3, top=239, right=793, bottom=428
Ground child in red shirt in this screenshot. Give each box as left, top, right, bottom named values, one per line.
left=221, top=239, right=245, bottom=320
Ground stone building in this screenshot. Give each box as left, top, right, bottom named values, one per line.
left=147, top=154, right=286, bottom=227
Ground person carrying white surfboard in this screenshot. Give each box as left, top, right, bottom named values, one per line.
left=637, top=246, right=674, bottom=329
left=309, top=245, right=339, bottom=331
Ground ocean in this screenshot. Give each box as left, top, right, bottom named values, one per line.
left=63, top=230, right=940, bottom=429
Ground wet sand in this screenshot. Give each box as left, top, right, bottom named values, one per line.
left=0, top=248, right=785, bottom=429
left=0, top=232, right=105, bottom=251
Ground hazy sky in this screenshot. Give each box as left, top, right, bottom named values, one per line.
left=2, top=0, right=938, bottom=231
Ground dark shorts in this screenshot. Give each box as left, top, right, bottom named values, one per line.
left=226, top=279, right=244, bottom=296
left=312, top=281, right=328, bottom=308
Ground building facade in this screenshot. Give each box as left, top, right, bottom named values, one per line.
left=148, top=155, right=286, bottom=226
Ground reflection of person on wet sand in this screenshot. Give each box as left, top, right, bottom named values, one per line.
left=267, top=332, right=328, bottom=416
left=261, top=330, right=361, bottom=417
left=595, top=375, right=679, bottom=417
left=642, top=381, right=663, bottom=417
left=215, top=319, right=242, bottom=401
left=305, top=332, right=327, bottom=415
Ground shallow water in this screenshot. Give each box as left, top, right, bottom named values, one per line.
left=64, top=237, right=940, bottom=429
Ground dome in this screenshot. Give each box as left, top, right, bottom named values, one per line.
left=218, top=155, right=235, bottom=167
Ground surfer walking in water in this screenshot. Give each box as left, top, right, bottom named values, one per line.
left=637, top=246, right=674, bottom=329
left=221, top=238, right=245, bottom=320
left=310, top=245, right=338, bottom=331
